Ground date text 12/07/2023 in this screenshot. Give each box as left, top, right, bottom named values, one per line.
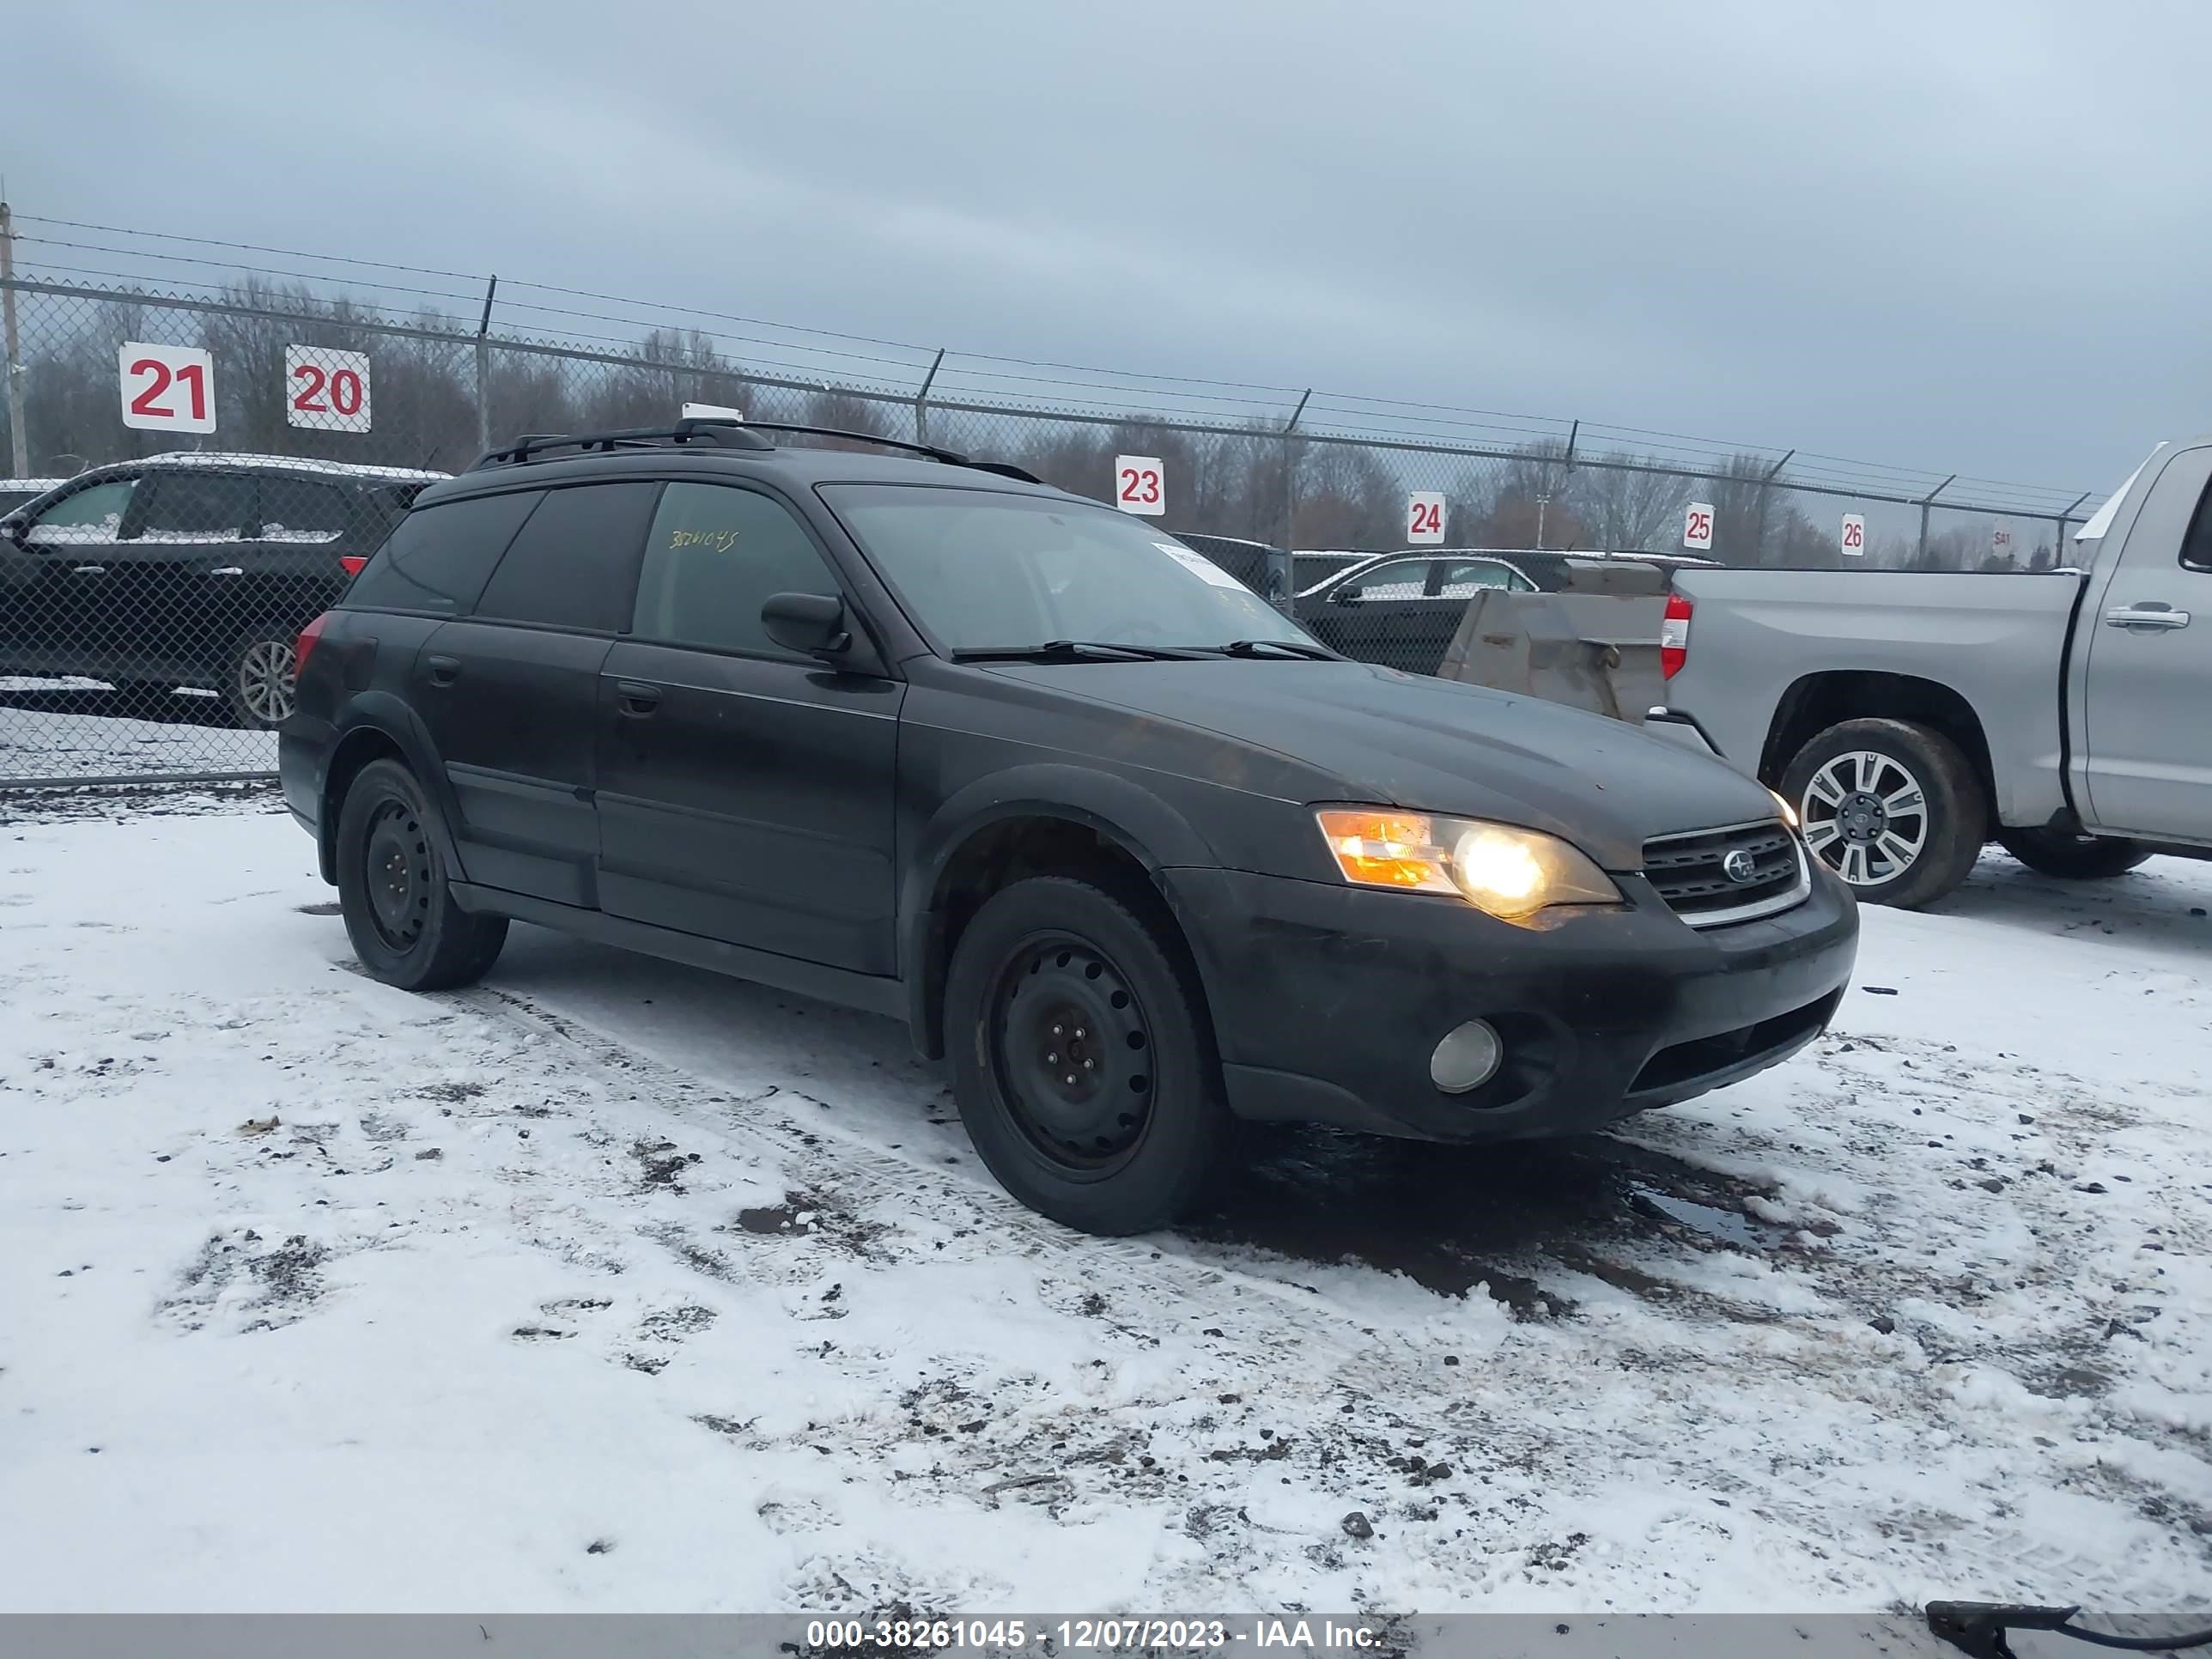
left=801, top=1616, right=1390, bottom=1652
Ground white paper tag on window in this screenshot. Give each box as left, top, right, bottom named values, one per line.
left=1158, top=542, right=1243, bottom=589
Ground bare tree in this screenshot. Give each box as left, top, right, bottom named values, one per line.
left=1569, top=452, right=1691, bottom=551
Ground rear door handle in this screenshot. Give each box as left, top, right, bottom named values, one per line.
left=425, top=654, right=461, bottom=686
left=71, top=564, right=107, bottom=575
left=615, top=680, right=663, bottom=717
left=2104, top=605, right=2191, bottom=629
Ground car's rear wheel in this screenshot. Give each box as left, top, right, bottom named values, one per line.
left=225, top=623, right=299, bottom=728
left=1996, top=826, right=2154, bottom=880
left=1782, top=717, right=1986, bottom=908
left=336, top=758, right=507, bottom=991
left=944, top=874, right=1231, bottom=1236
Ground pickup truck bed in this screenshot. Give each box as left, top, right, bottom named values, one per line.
left=1655, top=436, right=2212, bottom=906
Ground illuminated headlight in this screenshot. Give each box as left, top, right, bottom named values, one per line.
left=1315, top=809, right=1621, bottom=923
left=1767, top=787, right=1800, bottom=831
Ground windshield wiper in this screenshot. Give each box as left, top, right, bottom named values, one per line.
left=950, top=640, right=1205, bottom=663
left=1213, top=638, right=1336, bottom=659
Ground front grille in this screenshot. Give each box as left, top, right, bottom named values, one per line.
left=1641, top=820, right=1808, bottom=927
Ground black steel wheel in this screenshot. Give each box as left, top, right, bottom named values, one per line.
left=990, top=933, right=1158, bottom=1174
left=945, top=874, right=1231, bottom=1235
left=335, top=758, right=507, bottom=992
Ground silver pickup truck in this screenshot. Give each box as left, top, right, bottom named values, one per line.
left=1651, top=436, right=2212, bottom=907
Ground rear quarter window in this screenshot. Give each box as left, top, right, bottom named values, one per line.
left=343, top=489, right=544, bottom=615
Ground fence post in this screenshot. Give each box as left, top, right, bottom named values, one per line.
left=2056, top=490, right=2091, bottom=568
left=1751, top=448, right=1794, bottom=566
left=0, top=202, right=27, bottom=477
left=1915, top=473, right=1955, bottom=565
left=914, top=347, right=945, bottom=447
left=474, top=274, right=498, bottom=455
left=1277, top=389, right=1312, bottom=614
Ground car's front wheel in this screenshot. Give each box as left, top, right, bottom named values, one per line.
left=1996, top=826, right=2154, bottom=880
left=944, top=873, right=1231, bottom=1236
left=1782, top=717, right=1987, bottom=908
left=335, top=758, right=507, bottom=992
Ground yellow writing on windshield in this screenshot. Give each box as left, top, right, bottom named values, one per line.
left=670, top=528, right=738, bottom=553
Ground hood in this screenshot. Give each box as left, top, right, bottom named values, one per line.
left=981, top=659, right=1781, bottom=868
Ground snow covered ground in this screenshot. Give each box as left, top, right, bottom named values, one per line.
left=0, top=792, right=2206, bottom=1628
left=0, top=684, right=274, bottom=782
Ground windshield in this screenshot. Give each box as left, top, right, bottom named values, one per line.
left=821, top=483, right=1315, bottom=653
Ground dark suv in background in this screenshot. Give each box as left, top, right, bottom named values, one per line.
left=0, top=453, right=441, bottom=726
left=282, top=419, right=1855, bottom=1235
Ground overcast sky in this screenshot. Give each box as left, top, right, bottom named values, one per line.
left=11, top=0, right=2206, bottom=496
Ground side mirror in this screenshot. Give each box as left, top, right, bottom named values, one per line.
left=1329, top=585, right=1362, bottom=605
left=761, top=591, right=851, bottom=659
left=0, top=516, right=25, bottom=550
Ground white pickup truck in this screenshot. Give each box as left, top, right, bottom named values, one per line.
left=1651, top=437, right=2212, bottom=907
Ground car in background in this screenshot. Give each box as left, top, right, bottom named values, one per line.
left=1435, top=547, right=1722, bottom=592
left=1295, top=550, right=1538, bottom=674
left=0, top=478, right=70, bottom=519
left=0, top=452, right=442, bottom=726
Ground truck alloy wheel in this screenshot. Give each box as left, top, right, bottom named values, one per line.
left=1781, top=717, right=1986, bottom=908
left=1800, top=750, right=1929, bottom=887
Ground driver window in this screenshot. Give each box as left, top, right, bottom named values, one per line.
left=1437, top=561, right=1520, bottom=598
left=26, top=478, right=137, bottom=545
left=1344, top=559, right=1429, bottom=599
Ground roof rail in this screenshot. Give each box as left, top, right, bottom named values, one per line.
left=465, top=416, right=1042, bottom=484
left=467, top=416, right=773, bottom=471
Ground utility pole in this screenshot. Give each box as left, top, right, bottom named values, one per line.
left=1277, top=390, right=1312, bottom=614
left=0, top=199, right=28, bottom=477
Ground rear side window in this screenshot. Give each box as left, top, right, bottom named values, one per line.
left=344, top=490, right=543, bottom=615
left=473, top=482, right=659, bottom=633
left=256, top=478, right=353, bottom=543
left=630, top=483, right=840, bottom=659
left=135, top=471, right=252, bottom=542
left=2184, top=475, right=2212, bottom=574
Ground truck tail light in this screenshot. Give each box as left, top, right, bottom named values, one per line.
left=295, top=612, right=331, bottom=678
left=1660, top=591, right=1692, bottom=679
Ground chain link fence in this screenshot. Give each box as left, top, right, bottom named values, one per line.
left=0, top=262, right=2098, bottom=787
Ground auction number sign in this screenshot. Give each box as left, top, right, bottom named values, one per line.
left=286, top=345, right=373, bottom=432
left=118, top=342, right=217, bottom=434
left=1682, top=501, right=1715, bottom=550
left=1841, top=514, right=1866, bottom=556
left=1406, top=491, right=1446, bottom=544
left=1115, top=454, right=1165, bottom=515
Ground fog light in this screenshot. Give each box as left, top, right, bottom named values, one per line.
left=1431, top=1019, right=1504, bottom=1094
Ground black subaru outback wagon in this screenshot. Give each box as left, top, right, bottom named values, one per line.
left=280, top=419, right=1856, bottom=1235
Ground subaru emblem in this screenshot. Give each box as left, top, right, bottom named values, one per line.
left=1722, top=848, right=1758, bottom=884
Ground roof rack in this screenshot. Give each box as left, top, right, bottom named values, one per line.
left=468, top=416, right=772, bottom=471
left=465, top=416, right=1040, bottom=483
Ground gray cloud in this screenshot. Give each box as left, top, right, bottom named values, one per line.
left=12, top=0, right=2206, bottom=492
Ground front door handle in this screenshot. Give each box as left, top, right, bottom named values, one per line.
left=2104, top=605, right=2191, bottom=630
left=615, top=680, right=663, bottom=717
left=71, top=564, right=107, bottom=576
left=425, top=654, right=461, bottom=687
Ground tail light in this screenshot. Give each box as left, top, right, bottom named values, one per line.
left=1659, top=591, right=1692, bottom=679
left=337, top=554, right=368, bottom=577
left=295, top=612, right=331, bottom=678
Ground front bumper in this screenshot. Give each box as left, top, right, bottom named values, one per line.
left=1167, top=859, right=1857, bottom=1142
